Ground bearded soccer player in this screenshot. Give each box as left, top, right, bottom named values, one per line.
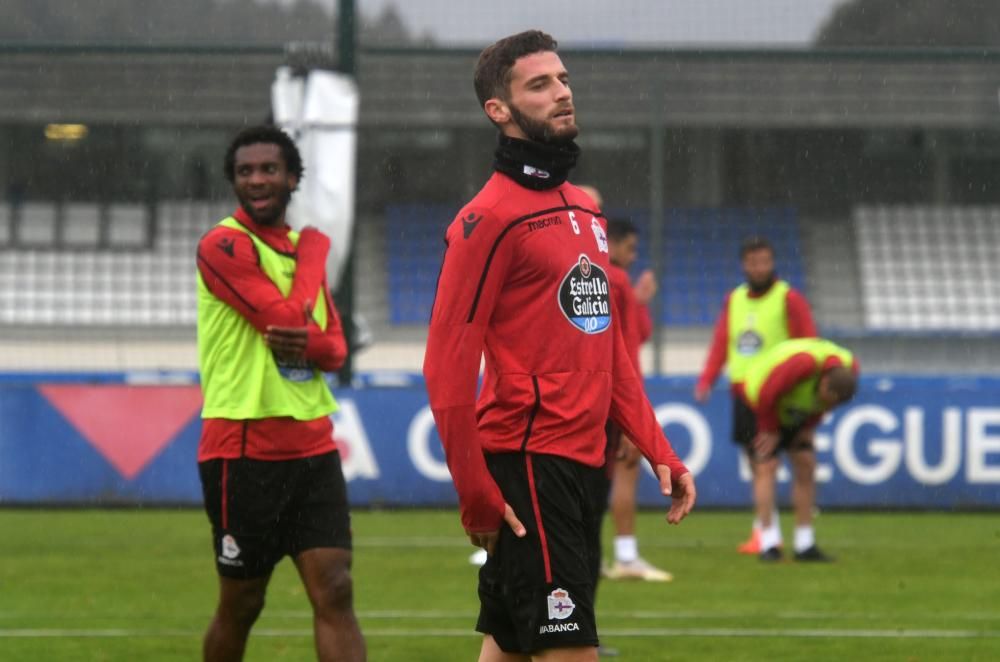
left=694, top=237, right=816, bottom=555
left=196, top=126, right=365, bottom=661
left=423, top=31, right=696, bottom=661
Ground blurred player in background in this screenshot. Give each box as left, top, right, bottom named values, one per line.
left=736, top=338, right=858, bottom=561
left=196, top=125, right=365, bottom=661
left=694, top=236, right=816, bottom=554
left=600, top=212, right=672, bottom=582
left=424, top=31, right=695, bottom=661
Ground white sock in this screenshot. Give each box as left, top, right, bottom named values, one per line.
left=755, top=508, right=780, bottom=533
left=760, top=524, right=782, bottom=551
left=614, top=535, right=638, bottom=563
left=794, top=526, right=815, bottom=553
left=765, top=519, right=783, bottom=544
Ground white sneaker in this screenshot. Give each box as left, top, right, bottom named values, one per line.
left=602, top=557, right=673, bottom=582
left=469, top=548, right=488, bottom=566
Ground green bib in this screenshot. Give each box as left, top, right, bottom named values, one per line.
left=726, top=280, right=791, bottom=384
left=743, top=338, right=854, bottom=428
left=197, top=216, right=338, bottom=420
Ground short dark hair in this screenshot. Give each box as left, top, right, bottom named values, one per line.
left=824, top=366, right=858, bottom=404
left=474, top=30, right=559, bottom=108
left=223, top=125, right=304, bottom=183
left=607, top=218, right=638, bottom=242
left=740, top=236, right=774, bottom=259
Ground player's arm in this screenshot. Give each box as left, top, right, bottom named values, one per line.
left=608, top=313, right=695, bottom=523
left=695, top=294, right=730, bottom=400
left=423, top=209, right=521, bottom=542
left=786, top=289, right=818, bottom=337
left=295, top=284, right=348, bottom=371
left=196, top=226, right=330, bottom=333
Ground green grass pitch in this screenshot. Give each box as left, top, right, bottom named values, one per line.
left=0, top=509, right=997, bottom=661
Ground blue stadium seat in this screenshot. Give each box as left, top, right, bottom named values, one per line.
left=383, top=205, right=805, bottom=327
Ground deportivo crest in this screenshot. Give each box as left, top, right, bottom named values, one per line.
left=546, top=588, right=576, bottom=620
left=558, top=255, right=611, bottom=334
left=736, top=329, right=764, bottom=355
left=222, top=534, right=241, bottom=559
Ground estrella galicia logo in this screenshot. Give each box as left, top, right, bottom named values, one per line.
left=273, top=352, right=315, bottom=382
left=558, top=254, right=611, bottom=334
left=462, top=212, right=483, bottom=239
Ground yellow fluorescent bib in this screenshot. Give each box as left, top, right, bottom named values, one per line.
left=743, top=338, right=854, bottom=428
left=197, top=216, right=337, bottom=420
left=726, top=280, right=791, bottom=384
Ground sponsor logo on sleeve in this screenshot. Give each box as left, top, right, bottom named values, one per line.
left=558, top=255, right=611, bottom=334
left=462, top=212, right=483, bottom=239
left=590, top=217, right=608, bottom=253
left=217, top=237, right=236, bottom=257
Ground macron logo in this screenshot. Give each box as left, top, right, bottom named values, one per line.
left=462, top=212, right=483, bottom=239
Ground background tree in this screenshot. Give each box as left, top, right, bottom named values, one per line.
left=0, top=0, right=427, bottom=46
left=816, top=0, right=1000, bottom=47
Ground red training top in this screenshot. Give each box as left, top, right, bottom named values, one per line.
left=696, top=283, right=816, bottom=393
left=195, top=207, right=347, bottom=462
left=606, top=263, right=652, bottom=374
left=423, top=172, right=688, bottom=534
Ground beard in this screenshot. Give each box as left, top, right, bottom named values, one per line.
left=747, top=272, right=777, bottom=294
left=508, top=102, right=578, bottom=145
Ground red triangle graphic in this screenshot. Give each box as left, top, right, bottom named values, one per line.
left=38, top=385, right=203, bottom=480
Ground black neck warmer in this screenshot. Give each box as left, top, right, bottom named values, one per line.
left=493, top=134, right=580, bottom=190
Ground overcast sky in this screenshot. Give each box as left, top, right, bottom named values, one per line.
left=338, top=0, right=849, bottom=47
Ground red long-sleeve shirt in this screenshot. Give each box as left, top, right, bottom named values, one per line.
left=423, top=173, right=688, bottom=533
left=607, top=264, right=652, bottom=375
left=735, top=354, right=859, bottom=433
left=196, top=208, right=347, bottom=461
left=696, top=283, right=816, bottom=393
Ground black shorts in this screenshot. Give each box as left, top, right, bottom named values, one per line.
left=732, top=396, right=814, bottom=460
left=477, top=453, right=603, bottom=655
left=199, top=451, right=352, bottom=579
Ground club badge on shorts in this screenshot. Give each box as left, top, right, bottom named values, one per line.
left=546, top=588, right=576, bottom=620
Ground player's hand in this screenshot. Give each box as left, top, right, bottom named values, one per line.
left=655, top=466, right=696, bottom=524
left=693, top=385, right=710, bottom=403
left=634, top=269, right=658, bottom=305
left=667, top=472, right=696, bottom=524
left=467, top=504, right=526, bottom=556
left=753, top=431, right=780, bottom=458
left=265, top=323, right=309, bottom=361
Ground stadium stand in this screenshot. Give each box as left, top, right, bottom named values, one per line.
left=384, top=204, right=454, bottom=324
left=382, top=204, right=806, bottom=326
left=0, top=200, right=230, bottom=326
left=855, top=206, right=1000, bottom=331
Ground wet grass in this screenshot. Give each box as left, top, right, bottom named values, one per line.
left=0, top=509, right=997, bottom=661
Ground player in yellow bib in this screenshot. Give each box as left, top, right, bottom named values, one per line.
left=695, top=237, right=818, bottom=554
left=736, top=338, right=859, bottom=561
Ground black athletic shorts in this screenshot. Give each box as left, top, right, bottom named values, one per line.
left=477, top=452, right=604, bottom=655
left=199, top=451, right=352, bottom=579
left=732, top=396, right=813, bottom=460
